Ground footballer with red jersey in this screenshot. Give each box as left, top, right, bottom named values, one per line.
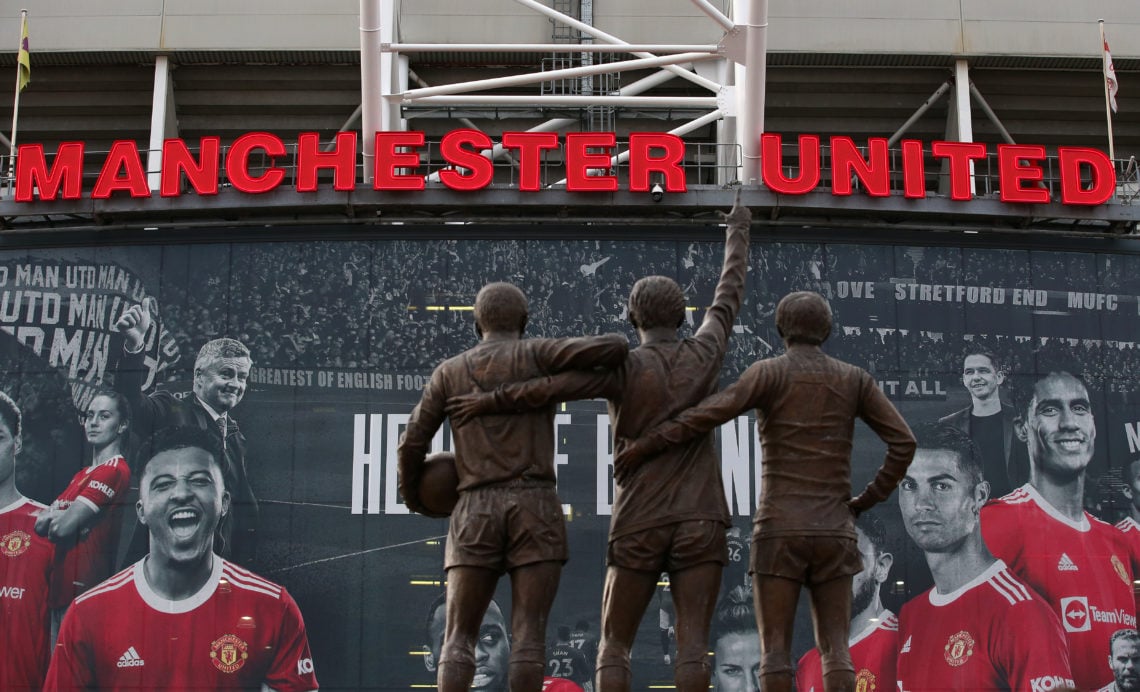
left=982, top=372, right=1136, bottom=689
left=1117, top=456, right=1140, bottom=542
left=897, top=425, right=1074, bottom=691
left=796, top=514, right=897, bottom=692
left=36, top=391, right=131, bottom=613
left=44, top=426, right=317, bottom=691
left=1115, top=456, right=1140, bottom=613
left=0, top=391, right=55, bottom=691
left=542, top=678, right=584, bottom=691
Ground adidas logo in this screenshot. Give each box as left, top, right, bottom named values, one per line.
left=1057, top=554, right=1079, bottom=572
left=116, top=647, right=145, bottom=668
left=900, top=636, right=912, bottom=653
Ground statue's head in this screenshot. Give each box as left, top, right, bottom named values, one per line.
left=628, top=276, right=686, bottom=331
left=474, top=282, right=528, bottom=337
left=775, top=291, right=832, bottom=345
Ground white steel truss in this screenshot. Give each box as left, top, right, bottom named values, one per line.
left=358, top=0, right=767, bottom=186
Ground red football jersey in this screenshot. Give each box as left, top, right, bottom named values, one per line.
left=0, top=496, right=54, bottom=691
left=982, top=484, right=1136, bottom=689
left=49, top=455, right=130, bottom=607
left=796, top=610, right=897, bottom=692
left=542, top=676, right=585, bottom=691
left=1115, top=516, right=1140, bottom=613
left=44, top=557, right=318, bottom=691
left=896, top=560, right=1074, bottom=691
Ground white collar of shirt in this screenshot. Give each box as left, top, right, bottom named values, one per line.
left=134, top=555, right=223, bottom=614
left=197, top=397, right=226, bottom=423
left=0, top=495, right=30, bottom=515
left=929, top=559, right=1007, bottom=606
left=849, top=609, right=893, bottom=647
left=1021, top=482, right=1090, bottom=532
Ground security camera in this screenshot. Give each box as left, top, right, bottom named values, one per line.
left=651, top=183, right=664, bottom=202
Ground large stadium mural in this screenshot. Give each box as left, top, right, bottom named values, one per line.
left=3, top=230, right=1140, bottom=690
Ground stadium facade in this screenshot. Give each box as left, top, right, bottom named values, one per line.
left=1, top=1, right=1140, bottom=690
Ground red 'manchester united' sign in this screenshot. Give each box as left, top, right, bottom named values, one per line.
left=13, top=130, right=1117, bottom=206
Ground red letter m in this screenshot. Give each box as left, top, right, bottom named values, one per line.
left=16, top=142, right=84, bottom=201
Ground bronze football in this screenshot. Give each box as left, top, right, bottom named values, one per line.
left=418, top=451, right=460, bottom=516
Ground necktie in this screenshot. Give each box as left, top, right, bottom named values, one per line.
left=217, top=415, right=228, bottom=450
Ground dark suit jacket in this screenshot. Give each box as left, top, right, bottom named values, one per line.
left=938, top=401, right=1028, bottom=494
left=113, top=347, right=259, bottom=568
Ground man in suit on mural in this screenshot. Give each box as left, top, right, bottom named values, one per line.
left=112, top=298, right=259, bottom=567
left=938, top=349, right=1027, bottom=499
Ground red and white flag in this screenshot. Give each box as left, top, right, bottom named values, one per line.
left=1104, top=36, right=1119, bottom=113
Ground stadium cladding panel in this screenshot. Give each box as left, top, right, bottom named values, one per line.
left=3, top=0, right=1140, bottom=690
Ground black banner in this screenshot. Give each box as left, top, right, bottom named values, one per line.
left=5, top=234, right=1140, bottom=690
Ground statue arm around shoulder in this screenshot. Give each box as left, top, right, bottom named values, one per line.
left=849, top=373, right=917, bottom=514
left=539, top=334, right=629, bottom=374
left=615, top=372, right=757, bottom=482
left=446, top=369, right=614, bottom=428
left=696, top=188, right=751, bottom=342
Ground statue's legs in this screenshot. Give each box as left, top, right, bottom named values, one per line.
left=438, top=565, right=499, bottom=692
left=808, top=574, right=854, bottom=692
left=669, top=562, right=722, bottom=692
left=753, top=574, right=800, bottom=692
left=595, top=565, right=659, bottom=692
left=508, top=560, right=563, bottom=692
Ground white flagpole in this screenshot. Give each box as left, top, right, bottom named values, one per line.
left=8, top=8, right=26, bottom=181
left=1099, top=19, right=1116, bottom=162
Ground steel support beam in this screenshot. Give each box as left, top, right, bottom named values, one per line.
left=737, top=0, right=767, bottom=186
left=408, top=95, right=719, bottom=107
left=360, top=0, right=384, bottom=183
left=512, top=0, right=720, bottom=93
left=385, top=43, right=719, bottom=53
left=953, top=59, right=975, bottom=196
left=886, top=81, right=951, bottom=147
left=969, top=81, right=1016, bottom=145
left=147, top=55, right=177, bottom=192
left=422, top=71, right=680, bottom=184
left=403, top=52, right=716, bottom=101
left=689, top=0, right=735, bottom=31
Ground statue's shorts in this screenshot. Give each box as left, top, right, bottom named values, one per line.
left=607, top=519, right=727, bottom=572
left=750, top=535, right=861, bottom=585
left=445, top=481, right=567, bottom=572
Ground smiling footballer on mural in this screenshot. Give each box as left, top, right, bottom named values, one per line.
left=44, top=426, right=318, bottom=691
left=981, top=372, right=1137, bottom=690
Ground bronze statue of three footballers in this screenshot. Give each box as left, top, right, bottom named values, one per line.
left=398, top=193, right=916, bottom=692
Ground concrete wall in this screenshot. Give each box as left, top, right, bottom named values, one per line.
left=2, top=0, right=1136, bottom=58
left=0, top=0, right=358, bottom=52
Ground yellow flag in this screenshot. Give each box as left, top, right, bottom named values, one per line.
left=16, top=15, right=29, bottom=91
